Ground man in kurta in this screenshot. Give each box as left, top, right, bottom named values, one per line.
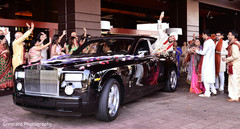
left=194, top=30, right=217, bottom=97
left=223, top=31, right=240, bottom=102
left=215, top=32, right=228, bottom=93
left=152, top=11, right=177, bottom=55
left=12, top=22, right=34, bottom=72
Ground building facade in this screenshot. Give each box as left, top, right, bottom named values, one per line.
left=0, top=0, right=239, bottom=44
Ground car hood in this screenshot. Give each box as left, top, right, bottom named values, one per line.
left=32, top=53, right=147, bottom=70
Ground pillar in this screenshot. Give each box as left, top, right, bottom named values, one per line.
left=58, top=0, right=101, bottom=37
left=169, top=0, right=187, bottom=45
left=187, top=0, right=199, bottom=41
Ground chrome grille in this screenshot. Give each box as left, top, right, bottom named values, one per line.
left=24, top=69, right=59, bottom=96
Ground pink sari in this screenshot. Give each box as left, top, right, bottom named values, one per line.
left=190, top=55, right=203, bottom=94
left=28, top=46, right=42, bottom=63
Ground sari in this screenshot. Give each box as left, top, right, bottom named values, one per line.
left=189, top=54, right=202, bottom=94
left=180, top=46, right=188, bottom=72
left=0, top=43, right=14, bottom=89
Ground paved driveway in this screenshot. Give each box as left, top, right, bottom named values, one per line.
left=1, top=75, right=240, bottom=129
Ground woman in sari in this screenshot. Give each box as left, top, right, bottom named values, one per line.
left=186, top=40, right=194, bottom=84
left=28, top=37, right=52, bottom=63
left=0, top=35, right=14, bottom=90
left=189, top=38, right=205, bottom=94
left=180, top=42, right=188, bottom=72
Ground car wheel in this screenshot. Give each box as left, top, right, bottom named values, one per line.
left=96, top=78, right=120, bottom=121
left=163, top=68, right=177, bottom=92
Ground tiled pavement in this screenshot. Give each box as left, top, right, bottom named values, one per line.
left=0, top=74, right=240, bottom=129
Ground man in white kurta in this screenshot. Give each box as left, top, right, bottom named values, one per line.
left=224, top=31, right=240, bottom=102
left=195, top=30, right=217, bottom=97
left=152, top=11, right=177, bottom=55
left=215, top=32, right=228, bottom=92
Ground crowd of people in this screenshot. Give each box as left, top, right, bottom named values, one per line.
left=152, top=11, right=240, bottom=102
left=0, top=22, right=88, bottom=90
left=180, top=30, right=240, bottom=102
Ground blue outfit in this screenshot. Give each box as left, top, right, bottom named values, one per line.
left=176, top=46, right=182, bottom=76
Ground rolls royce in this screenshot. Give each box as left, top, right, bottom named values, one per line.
left=13, top=35, right=178, bottom=121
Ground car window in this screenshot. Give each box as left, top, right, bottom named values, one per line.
left=134, top=40, right=150, bottom=55
left=80, top=39, right=134, bottom=54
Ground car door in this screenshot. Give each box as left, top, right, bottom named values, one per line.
left=127, top=38, right=153, bottom=97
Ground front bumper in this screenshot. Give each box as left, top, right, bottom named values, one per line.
left=13, top=93, right=97, bottom=116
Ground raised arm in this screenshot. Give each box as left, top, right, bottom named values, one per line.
left=15, top=22, right=34, bottom=45
left=4, top=28, right=9, bottom=36
left=58, top=30, right=66, bottom=43
left=157, top=11, right=167, bottom=39
left=80, top=28, right=87, bottom=45
left=193, top=33, right=196, bottom=41
left=83, top=28, right=87, bottom=37
left=152, top=12, right=169, bottom=54
left=35, top=38, right=52, bottom=51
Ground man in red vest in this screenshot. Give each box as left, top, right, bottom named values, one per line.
left=223, top=31, right=240, bottom=102
left=214, top=31, right=228, bottom=93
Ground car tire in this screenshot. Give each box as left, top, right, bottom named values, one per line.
left=163, top=68, right=177, bottom=92
left=96, top=78, right=120, bottom=122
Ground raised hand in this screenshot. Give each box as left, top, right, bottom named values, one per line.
left=4, top=28, right=9, bottom=35
left=30, top=22, right=34, bottom=31
left=31, top=22, right=34, bottom=28
left=83, top=28, right=87, bottom=32
left=26, top=23, right=30, bottom=29
left=159, top=11, right=164, bottom=20
left=62, top=30, right=67, bottom=35
left=49, top=37, right=52, bottom=44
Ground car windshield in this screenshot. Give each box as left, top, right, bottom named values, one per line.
left=74, top=38, right=134, bottom=55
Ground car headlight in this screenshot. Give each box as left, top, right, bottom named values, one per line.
left=16, top=82, right=23, bottom=91
left=65, top=85, right=74, bottom=95
left=15, top=71, right=25, bottom=79
left=65, top=73, right=82, bottom=81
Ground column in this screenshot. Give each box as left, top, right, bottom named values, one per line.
left=187, top=0, right=199, bottom=41
left=58, top=0, right=101, bottom=37
left=169, top=0, right=187, bottom=45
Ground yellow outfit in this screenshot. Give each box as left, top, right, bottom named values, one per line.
left=12, top=30, right=31, bottom=73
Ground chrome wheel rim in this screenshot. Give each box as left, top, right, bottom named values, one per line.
left=170, top=71, right=177, bottom=89
left=108, top=84, right=120, bottom=117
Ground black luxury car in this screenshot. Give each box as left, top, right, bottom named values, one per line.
left=13, top=35, right=178, bottom=121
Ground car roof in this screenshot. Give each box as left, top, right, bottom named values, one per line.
left=88, top=35, right=157, bottom=42
left=72, top=35, right=156, bottom=55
